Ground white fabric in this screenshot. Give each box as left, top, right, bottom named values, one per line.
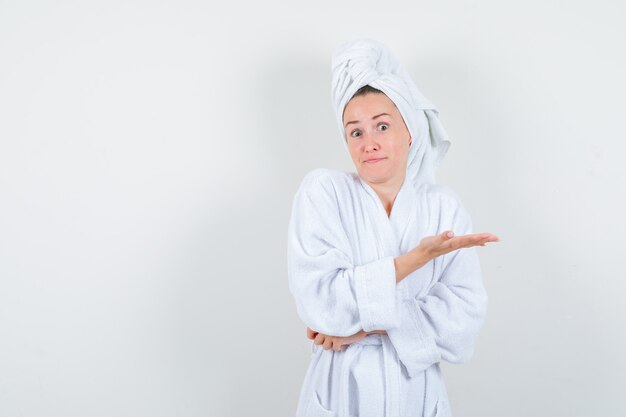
left=331, top=38, right=451, bottom=188
left=288, top=39, right=487, bottom=417
left=288, top=170, right=488, bottom=417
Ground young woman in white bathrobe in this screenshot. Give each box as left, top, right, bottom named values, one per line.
left=288, top=40, right=499, bottom=417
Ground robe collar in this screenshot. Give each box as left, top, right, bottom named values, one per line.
left=356, top=172, right=417, bottom=258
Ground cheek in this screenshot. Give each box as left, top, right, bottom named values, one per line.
left=390, top=141, right=408, bottom=161
left=347, top=144, right=360, bottom=158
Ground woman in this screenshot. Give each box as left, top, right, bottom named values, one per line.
left=287, top=39, right=499, bottom=417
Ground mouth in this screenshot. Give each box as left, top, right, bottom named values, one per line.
left=363, top=157, right=386, bottom=164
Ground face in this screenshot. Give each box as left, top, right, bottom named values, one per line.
left=342, top=93, right=412, bottom=187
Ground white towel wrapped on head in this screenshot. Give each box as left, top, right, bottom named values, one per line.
left=331, top=38, right=452, bottom=187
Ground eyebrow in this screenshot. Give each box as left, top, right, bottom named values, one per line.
left=344, top=113, right=391, bottom=128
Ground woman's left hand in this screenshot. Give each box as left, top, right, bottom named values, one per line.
left=306, top=327, right=371, bottom=352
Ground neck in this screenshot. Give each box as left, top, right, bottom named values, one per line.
left=366, top=172, right=406, bottom=217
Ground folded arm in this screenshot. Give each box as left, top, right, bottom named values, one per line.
left=287, top=172, right=398, bottom=337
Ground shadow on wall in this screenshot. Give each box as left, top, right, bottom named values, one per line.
left=253, top=48, right=352, bottom=188
left=149, top=48, right=338, bottom=417
left=163, top=47, right=348, bottom=416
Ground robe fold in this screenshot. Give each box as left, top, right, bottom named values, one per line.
left=288, top=168, right=488, bottom=417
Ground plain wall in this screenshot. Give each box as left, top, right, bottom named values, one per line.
left=1, top=1, right=625, bottom=416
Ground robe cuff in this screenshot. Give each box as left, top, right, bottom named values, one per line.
left=353, top=256, right=397, bottom=331
left=386, top=297, right=441, bottom=378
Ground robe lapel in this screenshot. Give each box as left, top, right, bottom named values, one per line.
left=356, top=175, right=415, bottom=259
left=389, top=179, right=417, bottom=251
left=357, top=175, right=417, bottom=301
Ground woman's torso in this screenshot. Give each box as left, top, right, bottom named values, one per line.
left=294, top=168, right=460, bottom=417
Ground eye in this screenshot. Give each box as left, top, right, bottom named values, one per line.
left=350, top=129, right=362, bottom=138
left=378, top=123, right=389, bottom=131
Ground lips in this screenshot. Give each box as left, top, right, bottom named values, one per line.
left=364, top=157, right=386, bottom=163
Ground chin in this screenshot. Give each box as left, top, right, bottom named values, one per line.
left=359, top=172, right=389, bottom=184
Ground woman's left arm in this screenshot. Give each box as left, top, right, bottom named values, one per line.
left=386, top=196, right=489, bottom=377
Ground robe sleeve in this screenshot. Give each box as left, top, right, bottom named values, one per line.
left=287, top=170, right=398, bottom=337
left=386, top=195, right=488, bottom=377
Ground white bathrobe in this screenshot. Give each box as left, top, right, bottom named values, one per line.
left=288, top=38, right=488, bottom=417
left=287, top=168, right=487, bottom=417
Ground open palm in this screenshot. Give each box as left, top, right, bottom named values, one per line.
left=419, top=230, right=499, bottom=260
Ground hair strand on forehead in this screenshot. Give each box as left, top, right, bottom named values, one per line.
left=351, top=84, right=384, bottom=100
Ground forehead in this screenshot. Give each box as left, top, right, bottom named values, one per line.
left=342, top=93, right=402, bottom=122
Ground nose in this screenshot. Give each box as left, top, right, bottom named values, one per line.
left=362, top=133, right=379, bottom=152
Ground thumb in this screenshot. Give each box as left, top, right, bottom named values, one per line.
left=442, top=230, right=454, bottom=240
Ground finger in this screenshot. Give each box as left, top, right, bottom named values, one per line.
left=456, top=234, right=496, bottom=248
left=476, top=232, right=500, bottom=242
left=306, top=327, right=317, bottom=340
left=463, top=239, right=488, bottom=248
left=442, top=230, right=454, bottom=240
left=476, top=233, right=500, bottom=242
left=333, top=339, right=343, bottom=352
left=314, top=333, right=325, bottom=345
left=323, top=337, right=333, bottom=350
left=476, top=234, right=500, bottom=246
left=430, top=231, right=456, bottom=252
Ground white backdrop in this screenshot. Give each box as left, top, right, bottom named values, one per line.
left=1, top=1, right=625, bottom=416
